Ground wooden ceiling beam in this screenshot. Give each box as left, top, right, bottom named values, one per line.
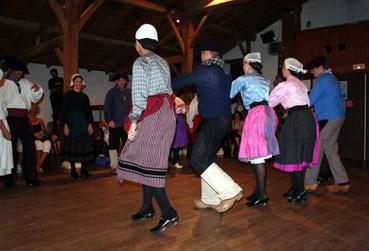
left=190, top=14, right=209, bottom=48
left=0, top=15, right=180, bottom=52
left=48, top=0, right=67, bottom=29
left=166, top=14, right=185, bottom=53
left=165, top=55, right=183, bottom=65
left=54, top=48, right=64, bottom=65
left=26, top=36, right=64, bottom=58
left=79, top=0, right=105, bottom=28
left=113, top=0, right=167, bottom=13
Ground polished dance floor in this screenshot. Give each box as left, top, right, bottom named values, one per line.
left=1, top=158, right=369, bottom=250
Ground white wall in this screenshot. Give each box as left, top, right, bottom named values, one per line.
left=26, top=63, right=115, bottom=123
left=223, top=0, right=369, bottom=83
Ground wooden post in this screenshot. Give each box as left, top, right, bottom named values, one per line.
left=281, top=7, right=301, bottom=59
left=48, top=0, right=104, bottom=92
left=181, top=20, right=195, bottom=74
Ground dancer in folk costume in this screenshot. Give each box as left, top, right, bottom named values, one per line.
left=0, top=57, right=44, bottom=188
left=61, top=74, right=94, bottom=180
left=269, top=58, right=319, bottom=203
left=172, top=42, right=243, bottom=214
left=0, top=69, right=14, bottom=178
left=230, top=53, right=279, bottom=208
left=117, top=24, right=178, bottom=233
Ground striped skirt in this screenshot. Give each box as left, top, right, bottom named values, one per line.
left=273, top=106, right=319, bottom=172
left=117, top=99, right=176, bottom=188
left=239, top=104, right=279, bottom=162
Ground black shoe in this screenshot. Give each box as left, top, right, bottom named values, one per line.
left=246, top=192, right=256, bottom=201
left=246, top=197, right=269, bottom=208
left=81, top=172, right=93, bottom=178
left=71, top=173, right=81, bottom=180
left=131, top=211, right=155, bottom=222
left=5, top=181, right=16, bottom=189
left=26, top=179, right=45, bottom=187
left=317, top=176, right=331, bottom=185
left=150, top=216, right=179, bottom=233
left=288, top=190, right=308, bottom=203
left=283, top=187, right=294, bottom=198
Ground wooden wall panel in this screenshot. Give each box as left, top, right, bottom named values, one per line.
left=296, top=21, right=369, bottom=74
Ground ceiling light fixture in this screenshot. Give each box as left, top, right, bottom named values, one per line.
left=205, top=0, right=234, bottom=8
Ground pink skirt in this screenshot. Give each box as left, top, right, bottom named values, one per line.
left=239, top=105, right=279, bottom=162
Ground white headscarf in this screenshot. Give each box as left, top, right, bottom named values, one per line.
left=284, top=58, right=304, bottom=73
left=243, top=52, right=261, bottom=63
left=70, top=73, right=86, bottom=87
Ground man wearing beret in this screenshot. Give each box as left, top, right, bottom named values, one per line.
left=172, top=42, right=243, bottom=213
left=0, top=57, right=44, bottom=188
left=103, top=73, right=131, bottom=174
left=304, top=56, right=350, bottom=193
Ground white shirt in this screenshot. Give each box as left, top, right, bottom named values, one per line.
left=0, top=78, right=44, bottom=110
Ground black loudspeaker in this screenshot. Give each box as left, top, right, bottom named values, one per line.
left=269, top=41, right=281, bottom=55
left=260, top=30, right=275, bottom=44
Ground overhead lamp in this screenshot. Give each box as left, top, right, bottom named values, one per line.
left=205, top=0, right=234, bottom=8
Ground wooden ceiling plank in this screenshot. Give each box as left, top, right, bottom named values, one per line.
left=113, top=0, right=167, bottom=13
left=79, top=0, right=105, bottom=29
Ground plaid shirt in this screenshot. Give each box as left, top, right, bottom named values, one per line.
left=130, top=52, right=172, bottom=123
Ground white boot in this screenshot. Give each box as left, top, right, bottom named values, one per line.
left=109, top=150, right=118, bottom=173
left=194, top=178, right=221, bottom=209
left=201, top=163, right=243, bottom=213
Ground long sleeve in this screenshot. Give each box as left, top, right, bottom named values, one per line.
left=172, top=68, right=201, bottom=90
left=130, top=60, right=149, bottom=123
left=62, top=92, right=70, bottom=125
left=84, top=94, right=94, bottom=123
left=22, top=79, right=44, bottom=103
left=186, top=96, right=198, bottom=128
left=269, top=83, right=285, bottom=108
left=309, top=79, right=324, bottom=106
left=0, top=98, right=5, bottom=120
left=103, top=90, right=113, bottom=122
left=230, top=76, right=245, bottom=99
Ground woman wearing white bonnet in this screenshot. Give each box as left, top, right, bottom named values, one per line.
left=117, top=24, right=178, bottom=233
left=60, top=73, right=94, bottom=180
left=0, top=68, right=14, bottom=177
left=269, top=57, right=319, bottom=203
left=230, top=52, right=279, bottom=208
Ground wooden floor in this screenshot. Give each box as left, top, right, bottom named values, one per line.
left=1, top=158, right=369, bottom=251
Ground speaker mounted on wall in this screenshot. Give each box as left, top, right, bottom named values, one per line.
left=260, top=30, right=275, bottom=44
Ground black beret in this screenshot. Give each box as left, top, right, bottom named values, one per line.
left=306, top=56, right=327, bottom=71
left=6, top=56, right=29, bottom=74
left=112, top=73, right=128, bottom=81
left=199, top=41, right=220, bottom=52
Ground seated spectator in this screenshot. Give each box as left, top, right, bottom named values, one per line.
left=29, top=103, right=52, bottom=173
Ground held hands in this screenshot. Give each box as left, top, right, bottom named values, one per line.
left=88, top=124, right=94, bottom=135
left=31, top=83, right=40, bottom=92
left=108, top=120, right=116, bottom=128
left=1, top=128, right=11, bottom=141
left=64, top=124, right=70, bottom=136
left=128, top=122, right=137, bottom=141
